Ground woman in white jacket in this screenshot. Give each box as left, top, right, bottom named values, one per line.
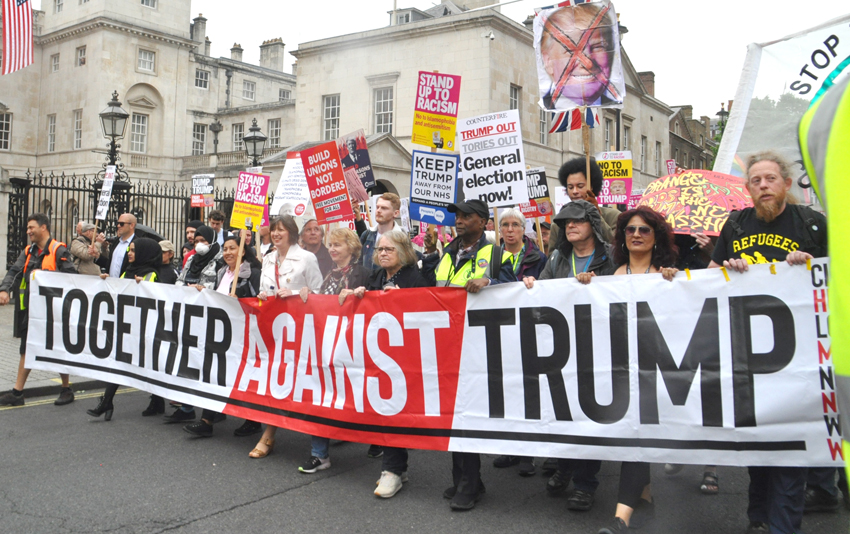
left=250, top=215, right=322, bottom=459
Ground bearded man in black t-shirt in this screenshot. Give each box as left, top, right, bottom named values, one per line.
left=710, top=150, right=827, bottom=534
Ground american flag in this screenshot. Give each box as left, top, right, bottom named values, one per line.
left=549, top=107, right=600, bottom=133
left=2, top=0, right=33, bottom=76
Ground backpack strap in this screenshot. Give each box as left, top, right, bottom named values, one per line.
left=549, top=249, right=561, bottom=273
left=490, top=243, right=503, bottom=281
left=788, top=204, right=827, bottom=256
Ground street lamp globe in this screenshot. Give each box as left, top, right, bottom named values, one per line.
left=716, top=103, right=730, bottom=133
left=99, top=91, right=130, bottom=141
left=243, top=118, right=268, bottom=166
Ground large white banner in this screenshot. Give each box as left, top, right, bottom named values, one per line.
left=25, top=261, right=840, bottom=466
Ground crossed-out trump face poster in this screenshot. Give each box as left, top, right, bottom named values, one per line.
left=534, top=0, right=625, bottom=111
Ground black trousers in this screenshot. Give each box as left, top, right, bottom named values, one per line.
left=617, top=462, right=651, bottom=509
left=382, top=447, right=408, bottom=476
left=451, top=452, right=482, bottom=496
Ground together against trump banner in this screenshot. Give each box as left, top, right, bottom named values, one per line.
left=26, top=261, right=840, bottom=467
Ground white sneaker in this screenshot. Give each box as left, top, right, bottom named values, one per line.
left=376, top=471, right=408, bottom=485
left=374, top=471, right=404, bottom=498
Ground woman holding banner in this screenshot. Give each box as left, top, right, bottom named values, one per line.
left=296, top=228, right=370, bottom=474
left=87, top=238, right=163, bottom=421
left=351, top=230, right=431, bottom=498
left=594, top=206, right=678, bottom=534
left=249, top=215, right=323, bottom=459
left=183, top=235, right=263, bottom=438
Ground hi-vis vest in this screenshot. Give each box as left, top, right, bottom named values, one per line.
left=20, top=239, right=64, bottom=310
left=435, top=243, right=509, bottom=287
left=120, top=271, right=157, bottom=282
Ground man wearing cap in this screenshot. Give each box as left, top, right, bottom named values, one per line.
left=422, top=198, right=515, bottom=511
left=70, top=221, right=108, bottom=275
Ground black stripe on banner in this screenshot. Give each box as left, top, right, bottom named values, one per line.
left=37, top=356, right=807, bottom=452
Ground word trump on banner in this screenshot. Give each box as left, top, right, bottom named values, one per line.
left=595, top=151, right=633, bottom=204
left=458, top=110, right=529, bottom=207
left=230, top=172, right=270, bottom=230
left=300, top=142, right=354, bottom=225
left=412, top=71, right=462, bottom=150
left=518, top=167, right=553, bottom=218
left=409, top=150, right=459, bottom=226
left=191, top=174, right=215, bottom=208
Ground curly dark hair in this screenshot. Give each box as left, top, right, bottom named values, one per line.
left=558, top=157, right=604, bottom=196
left=612, top=206, right=679, bottom=269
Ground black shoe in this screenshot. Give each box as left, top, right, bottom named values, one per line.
left=746, top=521, right=769, bottom=533
left=163, top=409, right=196, bottom=423
left=367, top=444, right=383, bottom=458
left=567, top=489, right=594, bottom=511
left=183, top=420, right=213, bottom=437
left=444, top=481, right=486, bottom=500
left=541, top=457, right=558, bottom=475
left=804, top=486, right=839, bottom=513
left=86, top=395, right=114, bottom=421
left=54, top=387, right=74, bottom=406
left=493, top=455, right=520, bottom=468
left=234, top=420, right=263, bottom=437
left=547, top=469, right=569, bottom=495
left=142, top=396, right=165, bottom=416
left=298, top=456, right=331, bottom=473
left=0, top=390, right=24, bottom=407
left=449, top=489, right=482, bottom=511
left=518, top=458, right=536, bottom=477
left=597, top=518, right=629, bottom=533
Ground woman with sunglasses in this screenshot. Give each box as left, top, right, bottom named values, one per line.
left=596, top=206, right=678, bottom=534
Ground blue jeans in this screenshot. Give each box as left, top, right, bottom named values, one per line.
left=748, top=466, right=806, bottom=534
left=311, top=436, right=329, bottom=459
left=807, top=467, right=838, bottom=497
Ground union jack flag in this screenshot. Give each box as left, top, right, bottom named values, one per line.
left=549, top=107, right=600, bottom=133
left=2, top=0, right=33, bottom=75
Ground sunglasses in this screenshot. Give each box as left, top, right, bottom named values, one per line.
left=116, top=222, right=128, bottom=227
left=625, top=225, right=652, bottom=237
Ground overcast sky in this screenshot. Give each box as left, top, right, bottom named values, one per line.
left=37, top=0, right=850, bottom=118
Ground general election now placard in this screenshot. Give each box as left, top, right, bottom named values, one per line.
left=26, top=261, right=840, bottom=467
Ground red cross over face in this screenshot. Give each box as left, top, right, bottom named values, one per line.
left=541, top=4, right=618, bottom=107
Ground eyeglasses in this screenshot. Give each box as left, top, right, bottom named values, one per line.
left=376, top=247, right=397, bottom=254
left=625, top=225, right=652, bottom=236
left=117, top=222, right=128, bottom=227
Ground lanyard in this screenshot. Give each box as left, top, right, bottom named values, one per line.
left=571, top=250, right=595, bottom=275
left=509, top=244, right=526, bottom=275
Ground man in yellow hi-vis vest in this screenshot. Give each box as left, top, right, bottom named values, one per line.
left=423, top=198, right=514, bottom=511
left=0, top=213, right=77, bottom=407
left=800, top=75, right=850, bottom=511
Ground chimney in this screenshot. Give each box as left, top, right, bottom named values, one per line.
left=192, top=14, right=207, bottom=45
left=259, top=38, right=285, bottom=72
left=231, top=43, right=243, bottom=62
left=638, top=71, right=655, bottom=97
left=205, top=37, right=211, bottom=56
left=292, top=61, right=298, bottom=75
left=727, top=99, right=734, bottom=113
left=522, top=15, right=534, bottom=31
left=681, top=105, right=693, bottom=121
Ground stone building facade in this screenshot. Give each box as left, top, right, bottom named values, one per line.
left=669, top=105, right=715, bottom=171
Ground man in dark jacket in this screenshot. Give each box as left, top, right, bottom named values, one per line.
left=0, top=213, right=77, bottom=406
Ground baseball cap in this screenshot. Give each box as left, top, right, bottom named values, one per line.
left=159, top=240, right=176, bottom=254
left=447, top=199, right=489, bottom=219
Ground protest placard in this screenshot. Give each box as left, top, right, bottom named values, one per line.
left=230, top=171, right=270, bottom=230
left=553, top=186, right=570, bottom=214
left=518, top=167, right=553, bottom=218
left=271, top=153, right=312, bottom=218
left=191, top=174, right=215, bottom=208
left=409, top=150, right=458, bottom=226
left=337, top=129, right=376, bottom=190
left=412, top=71, right=461, bottom=150
left=628, top=188, right=644, bottom=210
left=300, top=141, right=354, bottom=225
left=457, top=109, right=529, bottom=207
left=400, top=198, right=410, bottom=232
left=595, top=151, right=632, bottom=204
left=95, top=166, right=116, bottom=221
left=666, top=159, right=677, bottom=176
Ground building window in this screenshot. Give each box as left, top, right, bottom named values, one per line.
left=655, top=142, right=662, bottom=175
left=397, top=13, right=410, bottom=24
left=76, top=46, right=86, bottom=66
left=242, top=80, right=256, bottom=101
left=47, top=115, right=56, bottom=153
left=138, top=50, right=155, bottom=72
left=691, top=157, right=695, bottom=169
left=51, top=54, right=60, bottom=72
left=640, top=136, right=647, bottom=170
left=195, top=69, right=210, bottom=89
left=80, top=0, right=89, bottom=3
left=604, top=119, right=612, bottom=150
left=674, top=148, right=679, bottom=164
left=192, top=124, right=206, bottom=155
left=130, top=114, right=148, bottom=153
left=73, top=110, right=82, bottom=150
left=0, top=113, right=11, bottom=151
left=700, top=134, right=704, bottom=147
left=232, top=123, right=244, bottom=152
left=322, top=94, right=340, bottom=141
left=683, top=152, right=688, bottom=167
left=509, top=84, right=520, bottom=111
left=268, top=119, right=281, bottom=149
left=623, top=126, right=630, bottom=151
left=140, top=0, right=156, bottom=7
left=675, top=122, right=680, bottom=135
left=55, top=0, right=63, bottom=13
left=539, top=109, right=548, bottom=145
left=374, top=87, right=393, bottom=135
left=279, top=89, right=291, bottom=101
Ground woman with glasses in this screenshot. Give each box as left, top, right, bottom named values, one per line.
left=351, top=230, right=432, bottom=499
left=595, top=205, right=678, bottom=534
left=296, top=228, right=370, bottom=474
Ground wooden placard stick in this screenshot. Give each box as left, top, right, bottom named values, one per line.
left=493, top=207, right=501, bottom=245
left=230, top=217, right=249, bottom=296
left=535, top=217, right=544, bottom=251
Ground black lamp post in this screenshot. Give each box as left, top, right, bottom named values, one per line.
left=209, top=119, right=223, bottom=155
left=716, top=103, right=729, bottom=136
left=96, top=91, right=131, bottom=230
left=99, top=91, right=130, bottom=168
left=243, top=118, right=267, bottom=167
